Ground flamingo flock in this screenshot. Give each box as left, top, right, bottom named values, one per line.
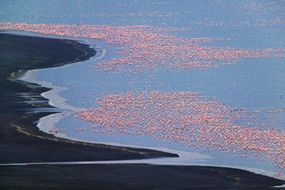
left=78, top=91, right=285, bottom=170
left=1, top=22, right=285, bottom=72
left=1, top=22, right=284, bottom=172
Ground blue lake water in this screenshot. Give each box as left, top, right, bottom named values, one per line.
left=1, top=0, right=285, bottom=177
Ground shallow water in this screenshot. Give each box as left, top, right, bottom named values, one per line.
left=2, top=0, right=285, bottom=178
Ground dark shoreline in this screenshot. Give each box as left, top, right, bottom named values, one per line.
left=0, top=32, right=178, bottom=163
left=0, top=32, right=284, bottom=189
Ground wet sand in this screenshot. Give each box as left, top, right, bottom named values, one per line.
left=0, top=32, right=284, bottom=189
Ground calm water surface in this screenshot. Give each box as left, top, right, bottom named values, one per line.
left=1, top=0, right=285, bottom=177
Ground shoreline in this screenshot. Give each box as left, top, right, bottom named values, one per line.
left=15, top=32, right=213, bottom=167
left=1, top=31, right=285, bottom=189
left=0, top=32, right=178, bottom=163
left=19, top=32, right=285, bottom=180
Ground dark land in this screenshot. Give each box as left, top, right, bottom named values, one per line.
left=0, top=32, right=284, bottom=190
left=1, top=164, right=285, bottom=190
